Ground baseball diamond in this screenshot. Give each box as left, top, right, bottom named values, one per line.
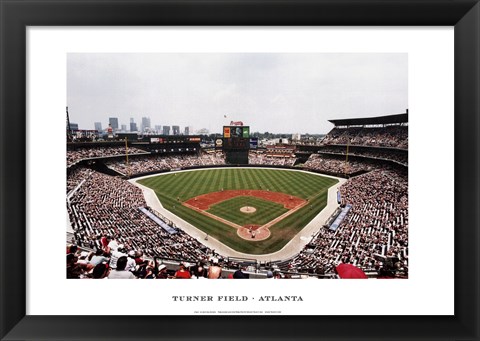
left=138, top=168, right=338, bottom=254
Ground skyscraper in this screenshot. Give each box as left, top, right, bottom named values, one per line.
left=172, top=125, right=180, bottom=135
left=163, top=126, right=170, bottom=135
left=109, top=117, right=119, bottom=131
left=155, top=125, right=162, bottom=133
left=94, top=122, right=102, bottom=132
left=184, top=126, right=190, bottom=135
left=141, top=117, right=151, bottom=132
left=129, top=118, right=137, bottom=132
left=121, top=124, right=127, bottom=132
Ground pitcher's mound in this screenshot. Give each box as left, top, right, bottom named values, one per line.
left=240, top=206, right=257, bottom=214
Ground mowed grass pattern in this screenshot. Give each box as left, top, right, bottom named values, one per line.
left=138, top=168, right=338, bottom=254
left=207, top=196, right=288, bottom=226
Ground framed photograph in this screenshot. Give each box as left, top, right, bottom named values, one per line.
left=1, top=0, right=479, bottom=340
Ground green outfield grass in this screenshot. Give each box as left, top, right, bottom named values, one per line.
left=207, top=196, right=289, bottom=226
left=138, top=168, right=338, bottom=254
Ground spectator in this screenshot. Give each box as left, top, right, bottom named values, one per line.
left=125, top=251, right=137, bottom=272
left=174, top=263, right=191, bottom=279
left=92, top=263, right=110, bottom=279
left=134, top=251, right=144, bottom=265
left=100, top=235, right=111, bottom=253
left=108, top=256, right=136, bottom=279
left=156, top=264, right=169, bottom=279
left=144, top=262, right=157, bottom=279
left=67, top=253, right=92, bottom=279
left=192, top=265, right=207, bottom=279
left=76, top=251, right=91, bottom=265
left=233, top=265, right=248, bottom=279
left=66, top=244, right=78, bottom=254
left=132, top=260, right=149, bottom=278
left=207, top=258, right=222, bottom=279
left=107, top=237, right=121, bottom=252
left=89, top=249, right=110, bottom=266
left=109, top=245, right=127, bottom=270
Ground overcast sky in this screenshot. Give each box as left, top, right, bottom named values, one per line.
left=67, top=53, right=407, bottom=134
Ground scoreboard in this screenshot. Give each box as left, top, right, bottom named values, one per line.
left=222, top=126, right=250, bottom=151
left=218, top=125, right=251, bottom=164
left=223, top=126, right=250, bottom=139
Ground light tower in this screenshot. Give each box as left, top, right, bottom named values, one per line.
left=66, top=106, right=72, bottom=141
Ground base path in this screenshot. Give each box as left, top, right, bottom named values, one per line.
left=131, top=167, right=347, bottom=261
left=182, top=202, right=243, bottom=230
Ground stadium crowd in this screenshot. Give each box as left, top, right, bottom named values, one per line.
left=321, top=126, right=408, bottom=149
left=66, top=244, right=274, bottom=279
left=248, top=153, right=296, bottom=167
left=67, top=167, right=93, bottom=194
left=67, top=168, right=214, bottom=265
left=104, top=153, right=226, bottom=175
left=317, top=147, right=408, bottom=165
left=67, top=146, right=148, bottom=167
left=277, top=169, right=408, bottom=275
left=303, top=154, right=374, bottom=175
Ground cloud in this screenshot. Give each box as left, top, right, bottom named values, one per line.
left=67, top=53, right=407, bottom=134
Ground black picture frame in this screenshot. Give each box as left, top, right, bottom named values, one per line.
left=1, top=0, right=479, bottom=340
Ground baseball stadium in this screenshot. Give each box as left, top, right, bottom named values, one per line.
left=66, top=113, right=408, bottom=279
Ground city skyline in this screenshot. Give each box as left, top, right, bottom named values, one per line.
left=69, top=115, right=193, bottom=135
left=67, top=53, right=408, bottom=134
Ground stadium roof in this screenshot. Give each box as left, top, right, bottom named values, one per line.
left=328, top=113, right=408, bottom=127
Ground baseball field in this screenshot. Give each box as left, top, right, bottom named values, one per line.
left=138, top=168, right=338, bottom=254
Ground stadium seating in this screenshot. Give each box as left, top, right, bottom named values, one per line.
left=67, top=145, right=149, bottom=167
left=67, top=169, right=214, bottom=262
left=321, top=125, right=408, bottom=149
left=275, top=169, right=408, bottom=275
left=104, top=153, right=226, bottom=176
